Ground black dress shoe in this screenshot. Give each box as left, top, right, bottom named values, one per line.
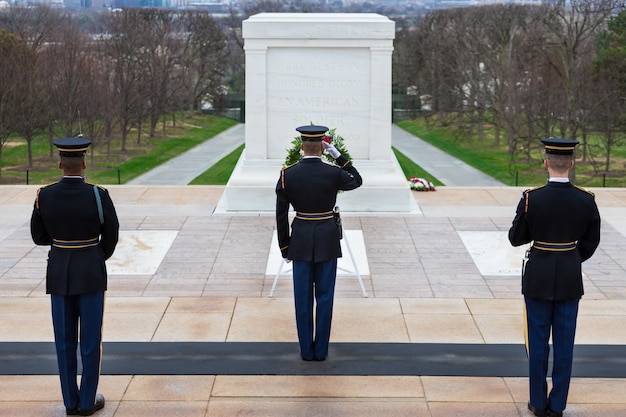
left=528, top=402, right=546, bottom=417
left=546, top=409, right=563, bottom=417
left=79, top=393, right=105, bottom=416
left=66, top=406, right=80, bottom=415
left=313, top=357, right=326, bottom=361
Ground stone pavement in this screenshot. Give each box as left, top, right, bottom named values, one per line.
left=1, top=185, right=626, bottom=416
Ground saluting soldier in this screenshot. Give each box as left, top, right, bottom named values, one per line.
left=30, top=137, right=119, bottom=416
left=276, top=125, right=362, bottom=361
left=509, top=138, right=601, bottom=417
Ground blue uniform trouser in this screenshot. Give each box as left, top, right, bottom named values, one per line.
left=292, top=259, right=337, bottom=360
left=525, top=296, right=579, bottom=414
left=51, top=291, right=105, bottom=411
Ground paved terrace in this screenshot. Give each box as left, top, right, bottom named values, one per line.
left=1, top=185, right=626, bottom=416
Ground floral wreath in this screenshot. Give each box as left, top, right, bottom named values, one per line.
left=408, top=176, right=436, bottom=191
left=284, top=127, right=352, bottom=167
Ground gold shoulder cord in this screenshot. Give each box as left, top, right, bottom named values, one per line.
left=281, top=167, right=286, bottom=190
left=34, top=183, right=56, bottom=209
left=524, top=190, right=529, bottom=213
left=574, top=185, right=594, bottom=197
left=35, top=187, right=42, bottom=210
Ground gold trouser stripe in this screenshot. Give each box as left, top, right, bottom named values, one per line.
left=523, top=302, right=529, bottom=358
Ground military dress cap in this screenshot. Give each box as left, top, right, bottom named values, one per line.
left=541, top=137, right=579, bottom=155
left=53, top=137, right=92, bottom=157
left=296, top=125, right=329, bottom=142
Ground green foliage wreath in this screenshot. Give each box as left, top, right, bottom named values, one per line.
left=283, top=128, right=352, bottom=167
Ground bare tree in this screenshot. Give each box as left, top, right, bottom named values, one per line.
left=12, top=43, right=47, bottom=168
left=584, top=9, right=626, bottom=174
left=582, top=73, right=623, bottom=174
left=392, top=16, right=417, bottom=96
left=179, top=10, right=230, bottom=117
left=89, top=38, right=119, bottom=160
left=539, top=0, right=618, bottom=140
left=6, top=6, right=61, bottom=167
left=131, top=9, right=176, bottom=140
left=77, top=49, right=118, bottom=166
left=0, top=4, right=60, bottom=53
left=99, top=9, right=145, bottom=151
left=0, top=30, right=31, bottom=178
left=478, top=4, right=540, bottom=148
left=394, top=1, right=617, bottom=170
left=405, top=8, right=468, bottom=124
left=221, top=6, right=246, bottom=96
left=449, top=6, right=493, bottom=141
left=43, top=15, right=92, bottom=138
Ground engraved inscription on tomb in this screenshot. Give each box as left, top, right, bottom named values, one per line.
left=267, top=48, right=371, bottom=159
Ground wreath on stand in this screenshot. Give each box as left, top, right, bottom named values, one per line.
left=284, top=127, right=352, bottom=167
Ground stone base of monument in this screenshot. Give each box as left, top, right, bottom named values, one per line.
left=215, top=150, right=420, bottom=214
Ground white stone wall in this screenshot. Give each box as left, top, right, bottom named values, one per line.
left=242, top=13, right=395, bottom=161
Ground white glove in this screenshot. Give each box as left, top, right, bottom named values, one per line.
left=283, top=258, right=291, bottom=264
left=322, top=141, right=341, bottom=159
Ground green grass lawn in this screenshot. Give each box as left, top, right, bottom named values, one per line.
left=1, top=114, right=238, bottom=185
left=189, top=144, right=244, bottom=185
left=396, top=118, right=626, bottom=188
left=392, top=147, right=443, bottom=186
left=396, top=118, right=538, bottom=186
left=5, top=114, right=624, bottom=188
left=179, top=120, right=626, bottom=188
left=89, top=116, right=238, bottom=184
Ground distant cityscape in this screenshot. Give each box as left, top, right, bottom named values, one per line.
left=0, top=0, right=545, bottom=13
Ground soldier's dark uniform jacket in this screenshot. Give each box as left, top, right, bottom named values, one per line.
left=508, top=182, right=601, bottom=300
left=276, top=155, right=362, bottom=262
left=31, top=179, right=119, bottom=295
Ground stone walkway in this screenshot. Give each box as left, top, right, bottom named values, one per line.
left=1, top=185, right=626, bottom=416
left=127, top=123, right=502, bottom=187
left=391, top=125, right=504, bottom=186
left=127, top=124, right=245, bottom=185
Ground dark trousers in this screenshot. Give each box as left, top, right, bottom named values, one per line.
left=525, top=296, right=579, bottom=414
left=292, top=259, right=337, bottom=360
left=51, top=291, right=105, bottom=411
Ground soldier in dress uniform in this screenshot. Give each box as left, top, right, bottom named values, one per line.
left=509, top=138, right=601, bottom=417
left=30, top=137, right=119, bottom=416
left=276, top=125, right=362, bottom=361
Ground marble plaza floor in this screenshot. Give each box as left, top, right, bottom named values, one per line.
left=2, top=185, right=626, bottom=416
